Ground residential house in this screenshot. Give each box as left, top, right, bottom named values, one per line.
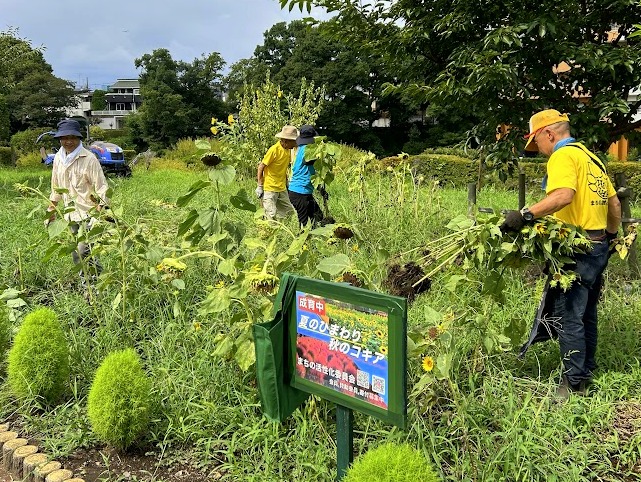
left=91, top=79, right=142, bottom=130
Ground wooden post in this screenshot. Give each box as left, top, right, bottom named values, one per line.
left=518, top=171, right=526, bottom=210
left=336, top=405, right=354, bottom=481
left=614, top=173, right=639, bottom=276
left=11, top=445, right=38, bottom=478
left=23, top=453, right=48, bottom=482
left=2, top=438, right=27, bottom=470
left=467, top=182, right=477, bottom=217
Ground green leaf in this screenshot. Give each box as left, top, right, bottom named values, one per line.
left=230, top=189, right=257, bottom=212
left=286, top=231, right=309, bottom=255
left=199, top=288, right=231, bottom=314
left=6, top=298, right=26, bottom=308
left=171, top=279, right=186, bottom=290
left=444, top=275, right=467, bottom=292
left=218, top=255, right=238, bottom=277
left=208, top=165, right=236, bottom=185
left=317, top=254, right=351, bottom=276
left=423, top=305, right=443, bottom=324
left=446, top=214, right=474, bottom=231
left=111, top=292, right=122, bottom=311
left=0, top=288, right=21, bottom=301
left=47, top=219, right=69, bottom=239
left=211, top=335, right=234, bottom=358
left=234, top=339, right=256, bottom=371
left=243, top=237, right=267, bottom=250
left=178, top=210, right=199, bottom=237
left=177, top=180, right=211, bottom=207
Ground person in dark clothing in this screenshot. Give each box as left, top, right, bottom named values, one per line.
left=288, top=125, right=324, bottom=226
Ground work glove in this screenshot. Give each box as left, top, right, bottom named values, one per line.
left=255, top=185, right=264, bottom=199
left=500, top=210, right=527, bottom=233
left=318, top=185, right=329, bottom=201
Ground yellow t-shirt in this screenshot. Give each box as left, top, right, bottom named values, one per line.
left=261, top=142, right=292, bottom=192
left=545, top=142, right=616, bottom=230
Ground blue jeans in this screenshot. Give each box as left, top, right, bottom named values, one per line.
left=552, top=239, right=609, bottom=386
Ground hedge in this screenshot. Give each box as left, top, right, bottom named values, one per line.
left=11, top=128, right=56, bottom=155
left=379, top=153, right=641, bottom=198
left=0, top=146, right=13, bottom=166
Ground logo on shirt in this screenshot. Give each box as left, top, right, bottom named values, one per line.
left=587, top=163, right=608, bottom=201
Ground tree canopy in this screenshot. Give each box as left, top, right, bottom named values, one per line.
left=0, top=28, right=77, bottom=141
left=134, top=49, right=229, bottom=150
left=282, top=0, right=641, bottom=169
left=226, top=20, right=435, bottom=155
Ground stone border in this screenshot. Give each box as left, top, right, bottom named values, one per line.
left=0, top=424, right=85, bottom=482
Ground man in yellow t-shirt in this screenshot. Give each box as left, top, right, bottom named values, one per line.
left=502, top=109, right=621, bottom=399
left=256, top=125, right=298, bottom=220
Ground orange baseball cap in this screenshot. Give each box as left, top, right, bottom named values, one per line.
left=524, top=109, right=570, bottom=151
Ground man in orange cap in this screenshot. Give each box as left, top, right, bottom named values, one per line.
left=502, top=109, right=621, bottom=399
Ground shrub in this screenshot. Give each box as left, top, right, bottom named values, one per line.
left=16, top=151, right=45, bottom=168
left=10, top=128, right=55, bottom=155
left=87, top=348, right=153, bottom=450
left=7, top=308, right=69, bottom=404
left=0, top=146, right=13, bottom=166
left=0, top=306, right=12, bottom=368
left=343, top=443, right=439, bottom=482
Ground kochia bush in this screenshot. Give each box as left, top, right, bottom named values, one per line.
left=343, top=443, right=439, bottom=482
left=87, top=348, right=153, bottom=450
left=7, top=308, right=69, bottom=404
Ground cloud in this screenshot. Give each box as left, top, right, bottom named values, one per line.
left=2, top=0, right=328, bottom=88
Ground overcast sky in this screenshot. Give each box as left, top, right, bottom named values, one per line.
left=1, top=0, right=324, bottom=90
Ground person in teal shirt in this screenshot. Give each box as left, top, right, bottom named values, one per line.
left=288, top=125, right=323, bottom=226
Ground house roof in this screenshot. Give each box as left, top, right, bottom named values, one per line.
left=109, top=79, right=140, bottom=90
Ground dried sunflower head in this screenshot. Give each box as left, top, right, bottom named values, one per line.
left=334, top=225, right=354, bottom=239
left=201, top=153, right=222, bottom=167
left=247, top=272, right=280, bottom=295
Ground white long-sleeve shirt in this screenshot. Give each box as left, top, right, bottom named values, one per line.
left=49, top=146, right=110, bottom=222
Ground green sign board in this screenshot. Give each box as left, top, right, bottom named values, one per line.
left=287, top=276, right=407, bottom=428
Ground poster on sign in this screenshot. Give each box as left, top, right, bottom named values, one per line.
left=287, top=276, right=407, bottom=428
left=295, top=292, right=389, bottom=409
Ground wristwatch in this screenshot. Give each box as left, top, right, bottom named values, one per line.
left=520, top=207, right=534, bottom=221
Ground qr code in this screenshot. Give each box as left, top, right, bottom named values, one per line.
left=372, top=375, right=386, bottom=395
left=356, top=370, right=370, bottom=389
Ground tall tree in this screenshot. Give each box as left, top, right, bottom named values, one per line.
left=135, top=49, right=228, bottom=149
left=0, top=28, right=76, bottom=135
left=282, top=0, right=641, bottom=171
left=227, top=20, right=420, bottom=154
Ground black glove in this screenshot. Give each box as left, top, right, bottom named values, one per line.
left=318, top=185, right=329, bottom=201
left=606, top=230, right=618, bottom=258
left=500, top=210, right=526, bottom=233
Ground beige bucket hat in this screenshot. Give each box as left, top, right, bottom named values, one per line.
left=275, top=125, right=299, bottom=140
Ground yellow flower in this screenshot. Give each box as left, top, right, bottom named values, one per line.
left=302, top=244, right=308, bottom=251
left=193, top=322, right=202, bottom=331
left=558, top=227, right=570, bottom=239
left=227, top=114, right=235, bottom=125
left=352, top=244, right=360, bottom=252
left=375, top=330, right=384, bottom=338
left=215, top=280, right=225, bottom=289
left=211, top=117, right=217, bottom=125
left=379, top=346, right=388, bottom=355
left=210, top=126, right=218, bottom=135
left=535, top=223, right=547, bottom=235
left=277, top=90, right=283, bottom=98
left=422, top=356, right=434, bottom=372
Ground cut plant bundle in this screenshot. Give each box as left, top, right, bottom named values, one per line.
left=405, top=213, right=625, bottom=301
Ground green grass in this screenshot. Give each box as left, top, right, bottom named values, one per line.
left=0, top=164, right=640, bottom=481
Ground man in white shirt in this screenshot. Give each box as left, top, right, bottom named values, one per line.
left=46, top=119, right=110, bottom=288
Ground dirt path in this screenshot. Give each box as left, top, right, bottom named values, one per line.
left=0, top=466, right=13, bottom=481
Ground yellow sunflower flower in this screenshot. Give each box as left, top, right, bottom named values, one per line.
left=227, top=114, right=235, bottom=125
left=193, top=322, right=202, bottom=331
left=379, top=346, right=388, bottom=355
left=422, top=356, right=434, bottom=372
left=210, top=126, right=218, bottom=135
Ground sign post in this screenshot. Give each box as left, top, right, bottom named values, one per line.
left=282, top=275, right=407, bottom=480
left=336, top=405, right=354, bottom=480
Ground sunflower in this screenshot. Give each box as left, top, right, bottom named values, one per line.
left=227, top=114, right=235, bottom=125
left=375, top=330, right=385, bottom=338
left=422, top=356, right=434, bottom=372
left=379, top=346, right=388, bottom=355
